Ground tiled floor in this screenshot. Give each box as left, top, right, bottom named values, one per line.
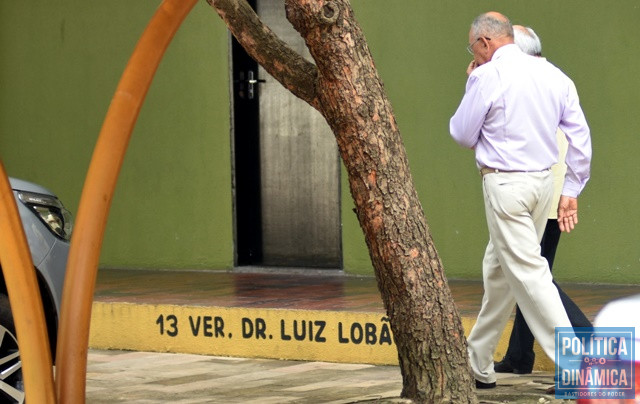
left=86, top=349, right=411, bottom=404
left=85, top=268, right=639, bottom=403
left=85, top=349, right=567, bottom=403
left=94, top=267, right=640, bottom=320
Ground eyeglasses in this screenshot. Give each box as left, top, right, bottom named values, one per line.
left=466, top=37, right=491, bottom=55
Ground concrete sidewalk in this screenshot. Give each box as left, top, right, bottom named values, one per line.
left=86, top=349, right=565, bottom=403
left=84, top=268, right=638, bottom=402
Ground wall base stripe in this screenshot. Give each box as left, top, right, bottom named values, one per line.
left=89, top=301, right=554, bottom=371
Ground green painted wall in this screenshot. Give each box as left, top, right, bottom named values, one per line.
left=2, top=1, right=639, bottom=284
left=344, top=0, right=640, bottom=285
left=0, top=1, right=233, bottom=270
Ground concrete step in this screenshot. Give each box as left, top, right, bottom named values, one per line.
left=89, top=268, right=636, bottom=371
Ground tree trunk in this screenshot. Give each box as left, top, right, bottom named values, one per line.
left=207, top=0, right=477, bottom=401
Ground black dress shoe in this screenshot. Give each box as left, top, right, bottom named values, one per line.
left=494, top=359, right=532, bottom=375
left=494, top=359, right=514, bottom=373
left=513, top=367, right=533, bottom=375
left=475, top=380, right=496, bottom=389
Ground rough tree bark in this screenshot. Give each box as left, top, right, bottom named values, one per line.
left=207, top=0, right=477, bottom=402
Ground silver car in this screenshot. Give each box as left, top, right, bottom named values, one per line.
left=1, top=178, right=72, bottom=403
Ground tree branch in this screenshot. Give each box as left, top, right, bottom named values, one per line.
left=207, top=0, right=320, bottom=108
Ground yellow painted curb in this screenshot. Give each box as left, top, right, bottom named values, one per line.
left=89, top=302, right=553, bottom=370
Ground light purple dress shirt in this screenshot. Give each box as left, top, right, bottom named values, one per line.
left=450, top=44, right=592, bottom=198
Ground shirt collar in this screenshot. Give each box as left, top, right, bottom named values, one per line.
left=491, top=43, right=520, bottom=61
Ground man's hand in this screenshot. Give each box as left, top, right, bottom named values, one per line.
left=557, top=196, right=578, bottom=233
left=466, top=60, right=478, bottom=76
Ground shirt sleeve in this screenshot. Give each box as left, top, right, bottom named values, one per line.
left=558, top=80, right=592, bottom=197
left=449, top=73, right=491, bottom=148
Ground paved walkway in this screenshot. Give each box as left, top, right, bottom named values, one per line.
left=84, top=268, right=638, bottom=402
left=90, top=268, right=639, bottom=371
left=86, top=349, right=565, bottom=403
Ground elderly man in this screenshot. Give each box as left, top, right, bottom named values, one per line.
left=493, top=24, right=593, bottom=376
left=450, top=12, right=592, bottom=388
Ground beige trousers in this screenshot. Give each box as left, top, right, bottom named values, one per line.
left=467, top=170, right=572, bottom=383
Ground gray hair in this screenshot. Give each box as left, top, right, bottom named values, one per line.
left=514, top=26, right=542, bottom=56
left=470, top=13, right=514, bottom=40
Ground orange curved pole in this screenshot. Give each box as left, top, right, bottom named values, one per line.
left=0, top=162, right=55, bottom=404
left=55, top=0, right=198, bottom=402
